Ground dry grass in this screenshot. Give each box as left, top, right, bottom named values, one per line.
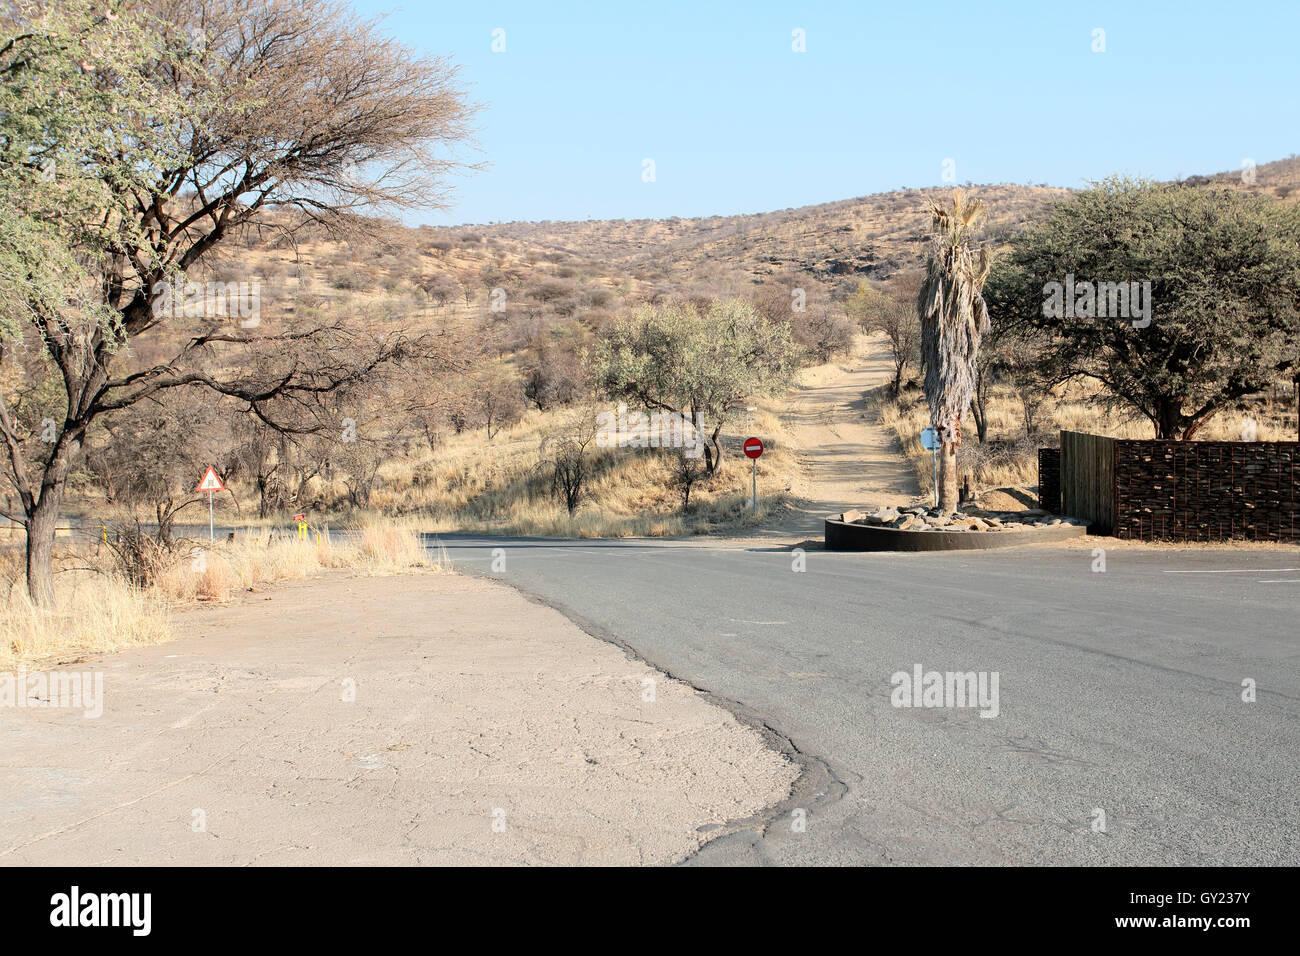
left=58, top=399, right=802, bottom=539
left=361, top=403, right=798, bottom=538
left=875, top=381, right=1296, bottom=495
left=0, top=519, right=441, bottom=665
left=154, top=518, right=441, bottom=604
left=0, top=576, right=172, bottom=665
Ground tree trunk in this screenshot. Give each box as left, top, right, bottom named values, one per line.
left=971, top=368, right=989, bottom=443
left=25, top=491, right=61, bottom=608
left=971, top=397, right=988, bottom=444
left=938, top=441, right=959, bottom=515
left=1155, top=400, right=1182, bottom=440
left=707, top=424, right=723, bottom=476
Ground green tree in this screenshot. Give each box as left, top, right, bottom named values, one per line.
left=588, top=298, right=800, bottom=475
left=0, top=0, right=475, bottom=605
left=984, top=177, right=1300, bottom=439
left=1, top=3, right=192, bottom=602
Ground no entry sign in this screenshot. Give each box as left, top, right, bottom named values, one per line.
left=743, top=437, right=763, bottom=514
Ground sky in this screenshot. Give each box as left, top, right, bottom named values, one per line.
left=349, top=0, right=1300, bottom=227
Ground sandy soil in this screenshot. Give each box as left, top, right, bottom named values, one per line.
left=0, top=572, right=796, bottom=866
left=775, top=333, right=920, bottom=534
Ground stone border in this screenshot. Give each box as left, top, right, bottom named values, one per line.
left=824, top=515, right=1087, bottom=552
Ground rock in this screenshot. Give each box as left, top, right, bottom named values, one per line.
left=842, top=510, right=863, bottom=524
left=873, top=508, right=900, bottom=523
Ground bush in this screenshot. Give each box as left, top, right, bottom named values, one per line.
left=792, top=308, right=855, bottom=364
left=523, top=349, right=584, bottom=411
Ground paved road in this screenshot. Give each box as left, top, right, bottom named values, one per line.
left=434, top=533, right=1300, bottom=866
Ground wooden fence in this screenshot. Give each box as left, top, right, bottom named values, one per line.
left=1113, top=440, right=1298, bottom=542
left=1037, top=448, right=1061, bottom=513
left=1059, top=431, right=1117, bottom=534
left=1041, top=431, right=1300, bottom=541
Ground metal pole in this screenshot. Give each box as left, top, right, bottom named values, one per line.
left=208, top=491, right=214, bottom=543
left=932, top=447, right=938, bottom=508
left=751, top=457, right=758, bottom=513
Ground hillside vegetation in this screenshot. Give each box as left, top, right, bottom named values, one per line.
left=10, top=158, right=1300, bottom=543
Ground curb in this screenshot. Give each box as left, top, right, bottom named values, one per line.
left=824, top=515, right=1087, bottom=551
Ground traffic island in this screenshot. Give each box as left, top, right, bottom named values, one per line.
left=825, top=506, right=1088, bottom=552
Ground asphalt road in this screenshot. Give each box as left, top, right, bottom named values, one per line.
left=434, top=533, right=1300, bottom=866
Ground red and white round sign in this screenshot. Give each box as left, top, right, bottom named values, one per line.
left=743, top=437, right=764, bottom=459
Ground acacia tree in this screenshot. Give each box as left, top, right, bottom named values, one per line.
left=984, top=178, right=1300, bottom=439
left=0, top=0, right=476, bottom=605
left=917, top=190, right=992, bottom=514
left=537, top=408, right=600, bottom=516
left=588, top=298, right=800, bottom=475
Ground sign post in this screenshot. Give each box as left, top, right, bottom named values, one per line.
left=195, top=466, right=225, bottom=543
left=920, top=427, right=940, bottom=508
left=743, top=437, right=764, bottom=513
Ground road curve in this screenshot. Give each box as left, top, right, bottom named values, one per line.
left=435, top=533, right=1300, bottom=866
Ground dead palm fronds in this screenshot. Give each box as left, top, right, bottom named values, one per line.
left=917, top=190, right=992, bottom=512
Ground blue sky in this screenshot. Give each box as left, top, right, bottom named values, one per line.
left=350, top=0, right=1300, bottom=226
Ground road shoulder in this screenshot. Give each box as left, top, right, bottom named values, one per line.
left=1, top=571, right=796, bottom=866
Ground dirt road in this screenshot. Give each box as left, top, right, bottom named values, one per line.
left=777, top=334, right=920, bottom=533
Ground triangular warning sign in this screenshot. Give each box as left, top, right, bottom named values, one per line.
left=195, top=466, right=225, bottom=493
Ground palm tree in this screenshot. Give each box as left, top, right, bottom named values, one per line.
left=917, top=190, right=992, bottom=514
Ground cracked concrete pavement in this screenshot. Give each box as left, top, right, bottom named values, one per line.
left=0, top=572, right=796, bottom=866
